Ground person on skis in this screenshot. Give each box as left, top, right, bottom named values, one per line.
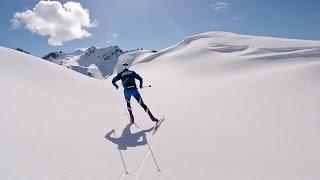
left=112, top=62, right=159, bottom=123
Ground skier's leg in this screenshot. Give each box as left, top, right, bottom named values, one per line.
left=132, top=90, right=149, bottom=113
left=132, top=89, right=158, bottom=122
left=124, top=90, right=134, bottom=122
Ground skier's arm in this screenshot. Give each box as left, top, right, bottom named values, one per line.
left=105, top=130, right=117, bottom=143
left=112, top=73, right=121, bottom=89
left=133, top=72, right=143, bottom=87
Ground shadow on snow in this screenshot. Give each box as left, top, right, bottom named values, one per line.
left=105, top=123, right=154, bottom=150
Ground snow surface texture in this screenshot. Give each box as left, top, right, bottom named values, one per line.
left=1, top=32, right=320, bottom=180
left=43, top=45, right=126, bottom=79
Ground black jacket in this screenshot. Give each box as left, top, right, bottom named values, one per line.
left=112, top=69, right=143, bottom=89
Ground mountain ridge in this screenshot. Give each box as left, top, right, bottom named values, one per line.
left=42, top=45, right=129, bottom=79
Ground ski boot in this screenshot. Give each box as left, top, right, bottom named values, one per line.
left=150, top=115, right=159, bottom=123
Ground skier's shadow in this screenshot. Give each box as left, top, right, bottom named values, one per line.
left=105, top=123, right=154, bottom=150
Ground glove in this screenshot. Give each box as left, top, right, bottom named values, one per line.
left=139, top=84, right=143, bottom=89
left=114, top=85, right=119, bottom=89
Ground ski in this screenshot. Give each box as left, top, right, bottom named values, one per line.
left=132, top=122, right=139, bottom=129
left=152, top=117, right=165, bottom=135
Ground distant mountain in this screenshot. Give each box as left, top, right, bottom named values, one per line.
left=42, top=45, right=129, bottom=79
left=15, top=48, right=31, bottom=55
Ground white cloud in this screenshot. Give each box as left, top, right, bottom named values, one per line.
left=211, top=1, right=229, bottom=12
left=11, top=1, right=97, bottom=46
left=112, top=33, right=118, bottom=38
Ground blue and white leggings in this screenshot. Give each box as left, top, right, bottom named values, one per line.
left=123, top=88, right=153, bottom=117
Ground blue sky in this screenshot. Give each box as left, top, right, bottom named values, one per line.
left=1, top=0, right=320, bottom=56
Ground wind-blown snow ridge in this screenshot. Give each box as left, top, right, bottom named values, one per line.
left=1, top=31, right=320, bottom=180
left=136, top=31, right=320, bottom=65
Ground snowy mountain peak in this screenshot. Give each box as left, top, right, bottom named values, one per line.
left=42, top=45, right=127, bottom=79
left=85, top=46, right=97, bottom=55
left=43, top=51, right=66, bottom=61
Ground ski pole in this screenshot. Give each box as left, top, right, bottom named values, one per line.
left=141, top=85, right=152, bottom=88
left=147, top=142, right=161, bottom=172
left=115, top=78, right=128, bottom=90
left=121, top=78, right=129, bottom=86
left=113, top=131, right=129, bottom=174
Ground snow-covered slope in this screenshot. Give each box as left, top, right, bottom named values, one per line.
left=1, top=32, right=320, bottom=180
left=43, top=45, right=126, bottom=79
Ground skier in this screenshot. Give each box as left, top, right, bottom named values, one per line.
left=112, top=62, right=159, bottom=123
